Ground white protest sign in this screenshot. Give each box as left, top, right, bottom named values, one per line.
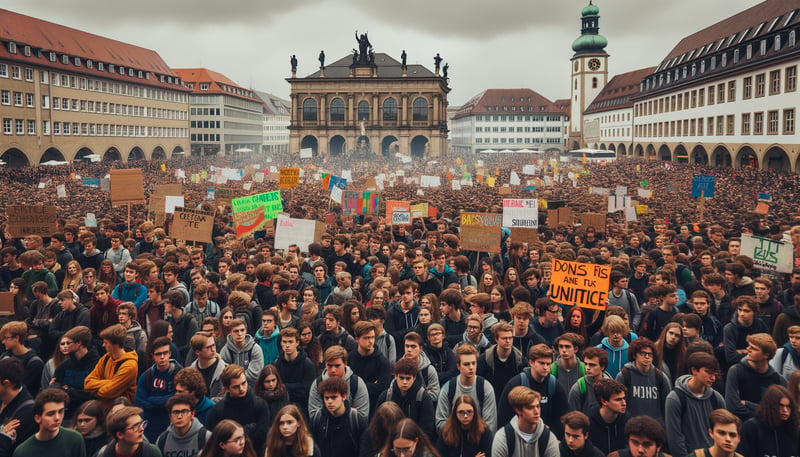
left=300, top=148, right=313, bottom=159
left=625, top=206, right=637, bottom=221
left=522, top=165, right=537, bottom=175
left=85, top=213, right=97, bottom=227
left=37, top=183, right=45, bottom=189
left=243, top=182, right=252, bottom=191
left=164, top=195, right=184, bottom=214
left=330, top=185, right=343, bottom=203
left=502, top=199, right=539, bottom=228
left=57, top=184, right=66, bottom=198
left=274, top=215, right=325, bottom=252
left=392, top=211, right=411, bottom=225
left=341, top=170, right=352, bottom=181
left=615, top=185, right=628, bottom=196
left=637, top=188, right=652, bottom=199
left=510, top=172, right=521, bottom=186
left=740, top=234, right=793, bottom=273
left=452, top=180, right=462, bottom=190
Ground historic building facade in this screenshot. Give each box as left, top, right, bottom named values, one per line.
left=0, top=8, right=189, bottom=167
left=287, top=39, right=450, bottom=157
left=254, top=90, right=290, bottom=155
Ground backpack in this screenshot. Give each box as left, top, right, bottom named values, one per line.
left=446, top=376, right=486, bottom=411
left=519, top=371, right=557, bottom=402
left=576, top=377, right=589, bottom=396
left=310, top=408, right=362, bottom=446
left=620, top=366, right=669, bottom=414
left=672, top=387, right=720, bottom=416
left=485, top=346, right=523, bottom=374
left=316, top=374, right=359, bottom=400
left=503, top=422, right=551, bottom=457
left=144, top=361, right=178, bottom=391
left=156, top=428, right=208, bottom=454
left=550, top=361, right=586, bottom=378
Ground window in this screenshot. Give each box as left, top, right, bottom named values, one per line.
left=383, top=98, right=398, bottom=121
left=770, top=70, right=781, bottom=94
left=786, top=66, right=798, bottom=92
left=302, top=98, right=317, bottom=121
left=781, top=108, right=795, bottom=135
left=27, top=120, right=35, bottom=135
left=716, top=116, right=724, bottom=135
left=13, top=92, right=22, bottom=106
left=698, top=88, right=705, bottom=106
left=199, top=83, right=210, bottom=90
left=728, top=81, right=736, bottom=101
left=3, top=119, right=11, bottom=135
left=25, top=94, right=33, bottom=107
left=717, top=84, right=725, bottom=103
left=41, top=95, right=49, bottom=108
left=53, top=122, right=60, bottom=135
left=742, top=113, right=751, bottom=134
left=329, top=98, right=345, bottom=122
left=24, top=68, right=33, bottom=81
left=698, top=118, right=704, bottom=136
left=691, top=90, right=697, bottom=108
left=0, top=63, right=6, bottom=78
left=726, top=115, right=735, bottom=135
left=708, top=86, right=715, bottom=104
left=1, top=91, right=8, bottom=105
left=756, top=73, right=766, bottom=97
left=63, top=122, right=70, bottom=135
left=40, top=71, right=48, bottom=84
left=791, top=30, right=797, bottom=47
left=7, top=42, right=15, bottom=54
left=357, top=101, right=369, bottom=120
left=11, top=66, right=20, bottom=79
left=743, top=77, right=753, bottom=98
left=412, top=97, right=428, bottom=122
left=42, top=121, right=50, bottom=135
left=746, top=45, right=752, bottom=60
left=15, top=119, right=23, bottom=135
left=592, top=77, right=598, bottom=88
left=754, top=112, right=764, bottom=134
left=768, top=110, right=779, bottom=134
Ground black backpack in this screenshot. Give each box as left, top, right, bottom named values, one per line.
left=446, top=376, right=486, bottom=412
left=503, top=422, right=551, bottom=456
left=156, top=428, right=208, bottom=454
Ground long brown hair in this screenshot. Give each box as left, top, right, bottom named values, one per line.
left=368, top=402, right=406, bottom=452
left=654, top=322, right=687, bottom=377
left=440, top=395, right=487, bottom=447
left=381, top=418, right=440, bottom=457
left=98, top=259, right=118, bottom=288
left=201, top=419, right=257, bottom=457
left=265, top=405, right=314, bottom=457
left=756, top=385, right=799, bottom=431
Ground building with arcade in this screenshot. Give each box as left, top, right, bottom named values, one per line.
left=286, top=36, right=450, bottom=158
left=0, top=8, right=190, bottom=167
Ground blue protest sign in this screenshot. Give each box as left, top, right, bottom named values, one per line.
left=691, top=175, right=715, bottom=198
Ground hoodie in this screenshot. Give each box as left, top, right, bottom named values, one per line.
left=219, top=333, right=264, bottom=385
left=459, top=330, right=491, bottom=353
left=21, top=267, right=58, bottom=299
left=597, top=337, right=630, bottom=379
left=255, top=326, right=280, bottom=365
left=83, top=349, right=139, bottom=409
left=557, top=440, right=606, bottom=457
left=414, top=351, right=441, bottom=401
left=491, top=416, right=559, bottom=457
left=274, top=350, right=316, bottom=410
left=125, top=320, right=148, bottom=354
left=725, top=357, right=788, bottom=421
left=770, top=343, right=800, bottom=378
left=664, top=374, right=725, bottom=457
left=159, top=417, right=211, bottom=457
left=376, top=376, right=436, bottom=440
left=112, top=281, right=148, bottom=308
left=497, top=367, right=568, bottom=438
left=374, top=330, right=397, bottom=365
left=428, top=265, right=458, bottom=289
left=722, top=315, right=770, bottom=365
left=587, top=404, right=630, bottom=455
left=318, top=325, right=358, bottom=354
left=615, top=362, right=671, bottom=425
left=308, top=366, right=370, bottom=423
left=168, top=282, right=191, bottom=305
left=348, top=349, right=393, bottom=408
left=89, top=295, right=122, bottom=339
left=78, top=248, right=103, bottom=272
left=385, top=300, right=420, bottom=357
left=206, top=390, right=271, bottom=452
left=190, top=356, right=227, bottom=399
left=441, top=309, right=468, bottom=348
left=739, top=417, right=800, bottom=457
left=730, top=276, right=756, bottom=299
left=424, top=341, right=458, bottom=386
left=772, top=305, right=800, bottom=346
left=512, top=325, right=547, bottom=359
left=53, top=346, right=100, bottom=411
left=136, top=360, right=182, bottom=441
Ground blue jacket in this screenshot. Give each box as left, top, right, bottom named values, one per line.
left=255, top=327, right=281, bottom=365
left=136, top=360, right=182, bottom=441
left=112, top=281, right=148, bottom=308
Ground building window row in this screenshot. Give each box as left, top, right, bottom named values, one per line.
left=635, top=109, right=795, bottom=137
left=601, top=128, right=631, bottom=137
left=45, top=122, right=187, bottom=138
left=43, top=71, right=187, bottom=103
left=475, top=114, right=563, bottom=122
left=191, top=133, right=220, bottom=142
left=191, top=120, right=221, bottom=129
left=475, top=137, right=547, bottom=144
left=46, top=96, right=187, bottom=120
left=2, top=118, right=35, bottom=135
left=190, top=107, right=222, bottom=116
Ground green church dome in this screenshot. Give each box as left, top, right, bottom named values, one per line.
left=581, top=2, right=599, bottom=16
left=572, top=34, right=608, bottom=53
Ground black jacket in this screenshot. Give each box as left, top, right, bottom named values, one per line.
left=0, top=388, right=35, bottom=457
left=558, top=440, right=607, bottom=457
left=206, top=390, right=271, bottom=452
left=274, top=350, right=317, bottom=410
left=348, top=349, right=392, bottom=410
left=435, top=427, right=493, bottom=457
left=587, top=404, right=630, bottom=456
left=376, top=377, right=436, bottom=440
left=739, top=417, right=800, bottom=457
left=424, top=342, right=458, bottom=386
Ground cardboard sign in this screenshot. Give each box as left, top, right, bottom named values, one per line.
left=547, top=207, right=572, bottom=228
left=215, top=188, right=237, bottom=206
left=460, top=212, right=502, bottom=254
left=0, top=292, right=13, bottom=315
left=231, top=191, right=283, bottom=239
left=548, top=258, right=611, bottom=310
left=579, top=213, right=606, bottom=233
left=274, top=215, right=327, bottom=252
left=300, top=148, right=313, bottom=159
left=150, top=184, right=183, bottom=225
left=110, top=169, right=145, bottom=205
left=410, top=203, right=429, bottom=218
left=164, top=196, right=185, bottom=214
left=691, top=174, right=715, bottom=198
left=386, top=200, right=411, bottom=222
left=498, top=186, right=512, bottom=195
left=754, top=202, right=769, bottom=215
left=503, top=199, right=538, bottom=229
left=392, top=212, right=411, bottom=225
left=6, top=206, right=59, bottom=237
left=510, top=227, right=539, bottom=246
left=740, top=234, right=793, bottom=274
left=172, top=207, right=215, bottom=243
left=279, top=168, right=300, bottom=189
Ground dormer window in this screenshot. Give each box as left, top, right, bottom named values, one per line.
left=128, top=68, right=134, bottom=77
left=8, top=42, right=16, bottom=54
left=74, top=57, right=81, bottom=66
left=87, top=60, right=93, bottom=69
left=23, top=46, right=30, bottom=57
left=98, top=62, right=104, bottom=71
left=109, top=64, right=115, bottom=73
left=49, top=52, right=56, bottom=62
left=138, top=70, right=143, bottom=78
left=62, top=55, right=69, bottom=65
left=200, top=83, right=210, bottom=90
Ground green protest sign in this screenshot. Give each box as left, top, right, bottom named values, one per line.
left=231, top=191, right=282, bottom=239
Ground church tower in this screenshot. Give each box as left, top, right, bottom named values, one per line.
left=569, top=1, right=609, bottom=150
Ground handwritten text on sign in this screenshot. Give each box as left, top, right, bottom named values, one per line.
left=171, top=207, right=215, bottom=243
left=279, top=168, right=300, bottom=189
left=502, top=199, right=539, bottom=228
left=460, top=212, right=502, bottom=254
left=6, top=206, right=59, bottom=237
left=548, top=258, right=610, bottom=310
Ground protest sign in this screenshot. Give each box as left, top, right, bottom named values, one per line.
left=279, top=168, right=300, bottom=189
left=386, top=200, right=410, bottom=222
left=164, top=196, right=184, bottom=214
left=214, top=188, right=237, bottom=205
left=361, top=192, right=381, bottom=215
left=547, top=207, right=572, bottom=229
left=498, top=186, right=512, bottom=195
left=57, top=184, right=66, bottom=198
left=82, top=178, right=100, bottom=188
left=548, top=258, right=610, bottom=310
left=522, top=165, right=537, bottom=175
left=740, top=234, right=793, bottom=274
left=6, top=206, right=59, bottom=237
left=231, top=191, right=283, bottom=239
left=330, top=186, right=343, bottom=203
left=579, top=213, right=606, bottom=232
left=637, top=188, right=652, bottom=199
left=635, top=205, right=649, bottom=215
left=85, top=213, right=97, bottom=227
left=341, top=170, right=353, bottom=181
left=410, top=203, right=429, bottom=218
left=502, top=199, right=538, bottom=229
left=110, top=169, right=145, bottom=205
left=754, top=202, right=769, bottom=215
left=460, top=212, right=502, bottom=254
left=391, top=211, right=411, bottom=225
left=100, top=178, right=110, bottom=191
left=691, top=174, right=715, bottom=198
left=171, top=207, right=215, bottom=243
left=342, top=191, right=361, bottom=215
left=510, top=172, right=521, bottom=186
left=510, top=228, right=539, bottom=246
left=150, top=184, right=183, bottom=224
left=274, top=215, right=327, bottom=252
left=300, top=148, right=313, bottom=159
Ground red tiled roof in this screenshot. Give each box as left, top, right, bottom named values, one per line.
left=454, top=88, right=562, bottom=119
left=173, top=68, right=262, bottom=103
left=553, top=98, right=571, bottom=117
left=661, top=0, right=800, bottom=64
left=0, top=8, right=176, bottom=75
left=585, top=67, right=656, bottom=114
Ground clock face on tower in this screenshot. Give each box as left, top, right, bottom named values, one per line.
left=588, top=58, right=601, bottom=71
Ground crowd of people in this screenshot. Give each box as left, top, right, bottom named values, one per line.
left=0, top=151, right=798, bottom=457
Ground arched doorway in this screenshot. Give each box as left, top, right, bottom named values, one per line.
left=171, top=146, right=185, bottom=158
left=75, top=147, right=94, bottom=162
left=618, top=144, right=627, bottom=156
left=691, top=145, right=708, bottom=164
left=658, top=144, right=671, bottom=161
left=0, top=148, right=30, bottom=168
left=635, top=144, right=644, bottom=157
left=40, top=147, right=65, bottom=163
left=128, top=147, right=145, bottom=161
left=673, top=145, right=689, bottom=163
left=381, top=136, right=399, bottom=156
left=152, top=147, right=166, bottom=161
left=646, top=144, right=656, bottom=159
left=735, top=146, right=758, bottom=169
left=571, top=141, right=580, bottom=150
left=329, top=135, right=346, bottom=156
left=410, top=135, right=428, bottom=158
left=300, top=135, right=318, bottom=156
left=600, top=143, right=606, bottom=150
left=608, top=144, right=616, bottom=153
left=104, top=147, right=122, bottom=162
left=764, top=146, right=790, bottom=171
left=711, top=146, right=731, bottom=167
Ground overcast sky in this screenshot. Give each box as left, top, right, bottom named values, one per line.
left=6, top=0, right=762, bottom=106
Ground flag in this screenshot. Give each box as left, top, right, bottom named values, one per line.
left=160, top=163, right=166, bottom=172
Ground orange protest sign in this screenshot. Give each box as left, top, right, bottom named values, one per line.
left=548, top=259, right=610, bottom=310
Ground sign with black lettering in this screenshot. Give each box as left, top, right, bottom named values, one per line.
left=6, top=206, right=59, bottom=237
left=171, top=207, right=215, bottom=243
left=548, top=258, right=610, bottom=310
left=460, top=212, right=502, bottom=254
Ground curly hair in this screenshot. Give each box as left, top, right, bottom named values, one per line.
left=756, top=385, right=799, bottom=430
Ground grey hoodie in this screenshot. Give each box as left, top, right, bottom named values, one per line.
left=159, top=417, right=211, bottom=457
left=219, top=333, right=264, bottom=385
left=308, top=366, right=370, bottom=423
left=190, top=355, right=228, bottom=399
left=374, top=330, right=397, bottom=365
left=415, top=351, right=440, bottom=402
left=664, top=374, right=725, bottom=457
left=491, top=416, right=559, bottom=457
left=614, top=362, right=671, bottom=425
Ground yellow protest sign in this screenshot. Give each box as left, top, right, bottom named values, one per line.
left=635, top=205, right=648, bottom=215
left=279, top=168, right=300, bottom=189
left=548, top=258, right=610, bottom=310
left=486, top=177, right=496, bottom=187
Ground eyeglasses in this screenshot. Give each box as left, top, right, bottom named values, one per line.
left=457, top=410, right=474, bottom=417
left=546, top=308, right=560, bottom=314
left=170, top=409, right=192, bottom=417
left=392, top=447, right=414, bottom=456
left=126, top=420, right=147, bottom=431
left=467, top=325, right=481, bottom=331
left=638, top=352, right=654, bottom=358
left=226, top=436, right=246, bottom=445
left=153, top=350, right=171, bottom=358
